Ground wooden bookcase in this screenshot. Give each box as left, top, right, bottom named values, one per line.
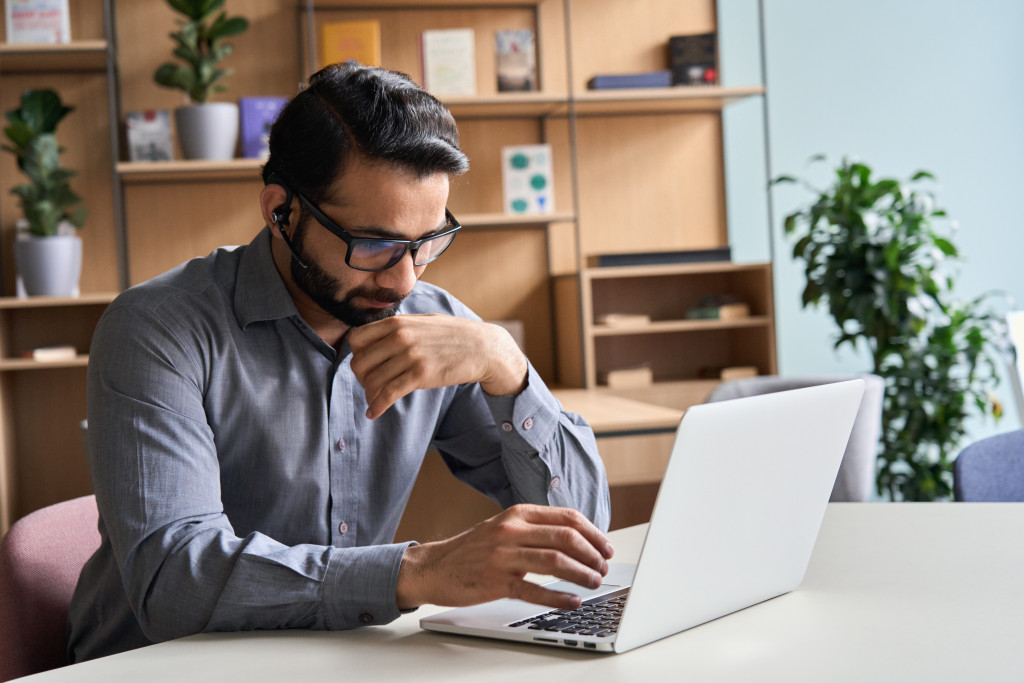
left=0, top=0, right=773, bottom=534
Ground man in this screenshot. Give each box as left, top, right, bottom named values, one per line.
left=67, top=62, right=611, bottom=662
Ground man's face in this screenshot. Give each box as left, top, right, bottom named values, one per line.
left=288, top=156, right=450, bottom=328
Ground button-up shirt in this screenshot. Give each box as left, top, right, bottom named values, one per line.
left=67, top=228, right=610, bottom=662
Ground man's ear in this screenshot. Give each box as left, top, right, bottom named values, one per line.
left=260, top=183, right=293, bottom=237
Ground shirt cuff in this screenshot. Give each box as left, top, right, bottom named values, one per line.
left=323, top=541, right=415, bottom=629
left=483, top=364, right=561, bottom=454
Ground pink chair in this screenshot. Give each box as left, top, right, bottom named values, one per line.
left=0, top=495, right=100, bottom=682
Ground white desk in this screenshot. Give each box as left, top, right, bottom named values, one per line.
left=28, top=504, right=1024, bottom=682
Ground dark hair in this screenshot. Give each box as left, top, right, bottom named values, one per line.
left=262, top=61, right=468, bottom=204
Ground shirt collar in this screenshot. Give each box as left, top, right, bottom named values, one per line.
left=234, top=226, right=301, bottom=329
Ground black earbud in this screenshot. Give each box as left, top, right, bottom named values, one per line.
left=265, top=172, right=309, bottom=269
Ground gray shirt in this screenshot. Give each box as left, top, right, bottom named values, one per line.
left=67, top=228, right=610, bottom=662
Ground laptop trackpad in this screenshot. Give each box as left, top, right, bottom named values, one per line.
left=542, top=580, right=621, bottom=600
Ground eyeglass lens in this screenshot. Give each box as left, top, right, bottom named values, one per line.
left=348, top=230, right=457, bottom=271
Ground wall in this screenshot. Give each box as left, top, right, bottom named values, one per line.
left=720, top=0, right=1024, bottom=460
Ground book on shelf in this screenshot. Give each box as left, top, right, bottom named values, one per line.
left=595, top=313, right=651, bottom=328
left=20, top=344, right=77, bottom=361
left=495, top=29, right=536, bottom=92
left=594, top=247, right=732, bottom=268
left=320, top=19, right=381, bottom=68
left=421, top=28, right=476, bottom=96
left=698, top=365, right=758, bottom=381
left=599, top=365, right=654, bottom=389
left=239, top=96, right=287, bottom=159
left=587, top=70, right=672, bottom=90
left=669, top=32, right=718, bottom=86
left=125, top=110, right=174, bottom=162
left=685, top=295, right=750, bottom=321
left=4, top=0, right=70, bottom=44
left=501, top=143, right=554, bottom=215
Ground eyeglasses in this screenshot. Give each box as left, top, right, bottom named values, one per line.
left=294, top=188, right=461, bottom=273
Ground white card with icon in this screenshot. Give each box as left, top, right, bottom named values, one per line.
left=501, top=144, right=554, bottom=215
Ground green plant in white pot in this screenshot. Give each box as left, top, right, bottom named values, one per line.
left=2, top=88, right=87, bottom=297
left=154, top=0, right=249, bottom=160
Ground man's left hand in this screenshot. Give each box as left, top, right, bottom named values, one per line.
left=348, top=314, right=528, bottom=419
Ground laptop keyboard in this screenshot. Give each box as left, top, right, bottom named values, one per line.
left=508, top=587, right=630, bottom=637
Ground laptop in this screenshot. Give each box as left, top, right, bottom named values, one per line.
left=420, top=379, right=865, bottom=654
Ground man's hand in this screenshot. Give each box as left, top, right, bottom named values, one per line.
left=348, top=314, right=528, bottom=419
left=396, top=504, right=614, bottom=611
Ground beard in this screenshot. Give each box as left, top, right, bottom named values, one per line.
left=289, top=220, right=407, bottom=327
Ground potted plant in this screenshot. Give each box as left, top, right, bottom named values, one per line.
left=154, top=0, right=248, bottom=160
left=2, top=88, right=87, bottom=297
left=774, top=156, right=1007, bottom=501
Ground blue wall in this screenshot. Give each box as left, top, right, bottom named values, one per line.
left=720, top=0, right=1024, bottom=451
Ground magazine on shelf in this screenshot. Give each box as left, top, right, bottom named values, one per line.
left=495, top=29, right=536, bottom=92
left=125, top=110, right=174, bottom=162
left=501, top=143, right=554, bottom=215
left=421, top=28, right=476, bottom=96
left=320, top=19, right=381, bottom=68
left=239, top=96, right=287, bottom=159
left=4, top=0, right=71, bottom=44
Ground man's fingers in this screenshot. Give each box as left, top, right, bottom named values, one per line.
left=513, top=547, right=605, bottom=590
left=511, top=505, right=614, bottom=560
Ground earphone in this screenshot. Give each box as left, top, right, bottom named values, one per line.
left=266, top=173, right=309, bottom=269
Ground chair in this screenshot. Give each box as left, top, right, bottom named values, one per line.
left=0, top=495, right=100, bottom=682
left=705, top=375, right=885, bottom=502
left=953, top=430, right=1024, bottom=501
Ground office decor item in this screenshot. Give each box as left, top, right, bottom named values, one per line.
left=684, top=295, right=749, bottom=320
left=320, top=19, right=381, bottom=68
left=669, top=32, right=717, bottom=86
left=2, top=88, right=86, bottom=297
left=239, top=96, right=286, bottom=159
left=595, top=247, right=731, bottom=268
left=595, top=313, right=652, bottom=327
left=125, top=110, right=174, bottom=162
left=153, top=0, right=249, bottom=160
left=19, top=344, right=77, bottom=361
left=4, top=0, right=70, bottom=43
left=775, top=156, right=1009, bottom=501
left=495, top=29, right=536, bottom=92
left=501, top=143, right=554, bottom=215
left=421, top=28, right=476, bottom=96
left=587, top=70, right=672, bottom=90
left=599, top=365, right=654, bottom=389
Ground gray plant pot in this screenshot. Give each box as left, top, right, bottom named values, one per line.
left=15, top=234, right=82, bottom=297
left=174, top=102, right=239, bottom=160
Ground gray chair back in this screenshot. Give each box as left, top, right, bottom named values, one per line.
left=705, top=375, right=884, bottom=502
left=953, top=430, right=1024, bottom=501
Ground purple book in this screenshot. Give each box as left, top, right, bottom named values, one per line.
left=239, top=96, right=287, bottom=159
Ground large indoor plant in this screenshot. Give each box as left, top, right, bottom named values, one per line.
left=154, top=0, right=248, bottom=160
left=774, top=156, right=1007, bottom=501
left=2, top=88, right=87, bottom=296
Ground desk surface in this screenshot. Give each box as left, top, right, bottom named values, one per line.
left=29, top=504, right=1024, bottom=682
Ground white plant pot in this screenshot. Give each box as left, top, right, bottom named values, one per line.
left=174, top=102, right=239, bottom=160
left=14, top=229, right=83, bottom=297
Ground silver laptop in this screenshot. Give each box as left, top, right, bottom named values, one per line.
left=421, top=379, right=865, bottom=654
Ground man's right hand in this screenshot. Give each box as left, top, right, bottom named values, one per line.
left=396, top=504, right=614, bottom=611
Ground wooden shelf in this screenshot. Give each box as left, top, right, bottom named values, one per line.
left=0, top=40, right=109, bottom=72
left=585, top=261, right=770, bottom=279
left=592, top=316, right=772, bottom=337
left=442, top=93, right=570, bottom=118
left=459, top=212, right=574, bottom=228
left=0, top=293, right=118, bottom=309
left=117, top=159, right=265, bottom=183
left=572, top=85, right=764, bottom=115
left=0, top=355, right=89, bottom=371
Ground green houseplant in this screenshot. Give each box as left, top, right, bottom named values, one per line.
left=774, top=156, right=1007, bottom=501
left=153, top=0, right=248, bottom=160
left=2, top=88, right=86, bottom=296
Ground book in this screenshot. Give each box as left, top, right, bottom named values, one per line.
left=669, top=32, right=717, bottom=86
left=600, top=365, right=654, bottom=389
left=501, top=143, right=554, bottom=215
left=239, top=96, right=287, bottom=159
left=421, top=28, right=476, bottom=96
left=320, top=19, right=381, bottom=68
left=4, top=0, right=70, bottom=44
left=587, top=70, right=672, bottom=90
left=125, top=110, right=174, bottom=162
left=698, top=365, right=758, bottom=380
left=595, top=313, right=651, bottom=328
left=685, top=302, right=750, bottom=321
left=495, top=29, right=536, bottom=92
left=595, top=247, right=731, bottom=268
left=20, top=344, right=76, bottom=361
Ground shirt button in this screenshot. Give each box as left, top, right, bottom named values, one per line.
left=501, top=421, right=513, bottom=432
left=338, top=521, right=349, bottom=535
left=337, top=438, right=346, bottom=451
left=550, top=476, right=561, bottom=489
left=359, top=612, right=374, bottom=624
left=523, top=417, right=534, bottom=430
